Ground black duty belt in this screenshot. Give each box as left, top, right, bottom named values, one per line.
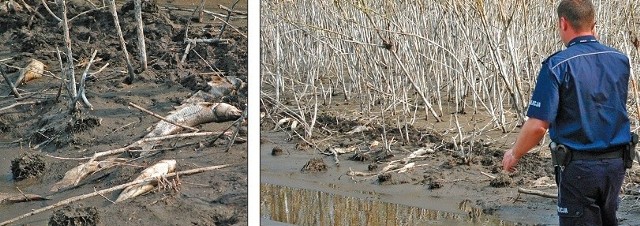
left=571, top=145, right=625, bottom=160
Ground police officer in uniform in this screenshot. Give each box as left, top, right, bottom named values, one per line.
left=501, top=0, right=631, bottom=225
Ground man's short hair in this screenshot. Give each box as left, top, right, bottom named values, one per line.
left=557, top=0, right=595, bottom=31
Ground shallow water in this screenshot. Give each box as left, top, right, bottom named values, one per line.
left=260, top=183, right=517, bottom=226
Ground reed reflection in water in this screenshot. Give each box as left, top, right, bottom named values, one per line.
left=260, top=183, right=512, bottom=226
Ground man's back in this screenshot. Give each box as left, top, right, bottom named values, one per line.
left=528, top=35, right=631, bottom=151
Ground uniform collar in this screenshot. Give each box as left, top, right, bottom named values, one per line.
left=567, top=35, right=598, bottom=47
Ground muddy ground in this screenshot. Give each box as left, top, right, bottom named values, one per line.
left=260, top=98, right=640, bottom=225
left=0, top=0, right=247, bottom=225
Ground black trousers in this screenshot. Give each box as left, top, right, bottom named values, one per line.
left=557, top=158, right=625, bottom=226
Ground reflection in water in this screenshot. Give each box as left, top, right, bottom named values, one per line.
left=261, top=184, right=514, bottom=226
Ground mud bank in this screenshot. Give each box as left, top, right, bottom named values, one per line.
left=0, top=0, right=248, bottom=224
left=260, top=109, right=640, bottom=226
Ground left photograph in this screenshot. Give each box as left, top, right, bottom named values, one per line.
left=0, top=0, right=247, bottom=225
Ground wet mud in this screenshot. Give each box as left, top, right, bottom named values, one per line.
left=261, top=108, right=640, bottom=225
left=0, top=0, right=247, bottom=224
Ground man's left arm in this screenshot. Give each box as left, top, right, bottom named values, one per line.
left=503, top=117, right=550, bottom=172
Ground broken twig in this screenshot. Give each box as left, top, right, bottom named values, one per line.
left=0, top=66, right=20, bottom=98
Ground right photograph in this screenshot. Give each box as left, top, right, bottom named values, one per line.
left=260, top=0, right=640, bottom=225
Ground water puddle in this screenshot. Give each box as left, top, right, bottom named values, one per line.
left=260, top=183, right=518, bottom=226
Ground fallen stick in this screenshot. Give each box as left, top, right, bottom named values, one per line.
left=68, top=6, right=107, bottom=23
left=0, top=164, right=231, bottom=226
left=0, top=101, right=37, bottom=113
left=517, top=187, right=557, bottom=199
left=0, top=66, right=20, bottom=98
left=218, top=4, right=247, bottom=15
left=40, top=0, right=62, bottom=22
left=88, top=62, right=109, bottom=77
left=128, top=102, right=199, bottom=132
left=160, top=6, right=247, bottom=19
left=186, top=38, right=230, bottom=44
left=91, top=131, right=223, bottom=160
left=18, top=0, right=45, bottom=20
left=480, top=171, right=496, bottom=179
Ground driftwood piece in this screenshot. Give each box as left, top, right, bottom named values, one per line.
left=115, top=159, right=176, bottom=202
left=0, top=164, right=230, bottom=226
left=218, top=4, right=247, bottom=15
left=517, top=187, right=557, bottom=198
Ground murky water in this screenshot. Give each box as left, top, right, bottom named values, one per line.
left=261, top=183, right=517, bottom=226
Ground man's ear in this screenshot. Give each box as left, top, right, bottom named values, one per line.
left=559, top=17, right=568, bottom=31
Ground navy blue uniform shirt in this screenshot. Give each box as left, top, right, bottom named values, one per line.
left=527, top=35, right=631, bottom=152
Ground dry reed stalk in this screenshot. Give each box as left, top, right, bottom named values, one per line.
left=134, top=0, right=147, bottom=71
left=108, top=0, right=135, bottom=83
left=261, top=0, right=640, bottom=148
left=60, top=0, right=76, bottom=111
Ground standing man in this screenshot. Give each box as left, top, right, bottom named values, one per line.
left=502, top=0, right=631, bottom=225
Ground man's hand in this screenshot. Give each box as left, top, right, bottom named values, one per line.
left=502, top=149, right=519, bottom=172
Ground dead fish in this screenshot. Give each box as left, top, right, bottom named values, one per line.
left=273, top=117, right=294, bottom=131
left=15, top=59, right=45, bottom=85
left=324, top=146, right=357, bottom=155
left=290, top=120, right=299, bottom=130
left=115, top=159, right=177, bottom=203
left=401, top=147, right=434, bottom=163
left=208, top=76, right=245, bottom=98
left=51, top=159, right=120, bottom=192
left=0, top=192, right=48, bottom=204
left=145, top=102, right=242, bottom=138
left=397, top=162, right=416, bottom=173
left=346, top=125, right=371, bottom=135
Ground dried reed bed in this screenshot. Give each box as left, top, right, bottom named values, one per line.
left=260, top=1, right=640, bottom=147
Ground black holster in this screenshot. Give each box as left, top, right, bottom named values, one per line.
left=624, top=133, right=639, bottom=169
left=550, top=142, right=570, bottom=185
left=550, top=142, right=571, bottom=168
